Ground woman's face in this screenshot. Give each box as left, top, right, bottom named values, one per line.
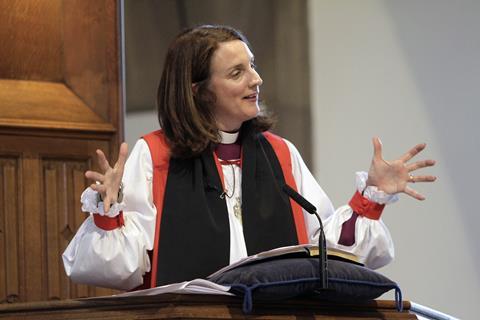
left=207, top=40, right=263, bottom=132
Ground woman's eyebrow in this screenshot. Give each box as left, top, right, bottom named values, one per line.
left=225, top=57, right=255, bottom=73
left=227, top=63, right=244, bottom=71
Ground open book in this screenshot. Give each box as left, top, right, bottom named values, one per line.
left=92, top=244, right=359, bottom=298
left=104, top=279, right=233, bottom=298
left=208, top=243, right=361, bottom=279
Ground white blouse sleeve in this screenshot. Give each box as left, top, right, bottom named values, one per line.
left=62, top=139, right=156, bottom=291
left=284, top=139, right=395, bottom=270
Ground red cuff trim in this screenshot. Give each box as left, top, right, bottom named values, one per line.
left=348, top=191, right=385, bottom=220
left=93, top=212, right=125, bottom=230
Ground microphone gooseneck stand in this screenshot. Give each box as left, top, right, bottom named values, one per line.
left=282, top=184, right=328, bottom=289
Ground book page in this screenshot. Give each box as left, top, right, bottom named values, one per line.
left=208, top=243, right=318, bottom=279
left=88, top=279, right=233, bottom=299
left=208, top=244, right=361, bottom=279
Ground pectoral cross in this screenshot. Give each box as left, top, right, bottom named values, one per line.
left=233, top=196, right=242, bottom=224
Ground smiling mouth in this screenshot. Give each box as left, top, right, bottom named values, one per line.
left=243, top=93, right=258, bottom=100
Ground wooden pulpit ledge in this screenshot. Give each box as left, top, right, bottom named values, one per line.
left=0, top=294, right=416, bottom=319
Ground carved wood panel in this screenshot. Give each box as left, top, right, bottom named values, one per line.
left=0, top=157, right=22, bottom=304
left=43, top=159, right=90, bottom=300
left=0, top=136, right=118, bottom=303
left=40, top=158, right=116, bottom=300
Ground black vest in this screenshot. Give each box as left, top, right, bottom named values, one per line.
left=155, top=130, right=299, bottom=285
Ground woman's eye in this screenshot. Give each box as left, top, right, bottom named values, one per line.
left=250, top=62, right=257, bottom=69
left=231, top=70, right=242, bottom=78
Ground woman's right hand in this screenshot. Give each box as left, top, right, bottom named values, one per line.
left=85, top=142, right=128, bottom=212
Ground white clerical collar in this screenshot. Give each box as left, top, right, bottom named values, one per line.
left=219, top=130, right=239, bottom=144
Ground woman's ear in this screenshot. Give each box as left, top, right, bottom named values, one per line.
left=192, top=82, right=199, bottom=96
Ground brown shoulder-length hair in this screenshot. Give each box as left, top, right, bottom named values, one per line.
left=157, top=25, right=274, bottom=158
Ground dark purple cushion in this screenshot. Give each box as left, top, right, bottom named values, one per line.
left=209, top=257, right=401, bottom=313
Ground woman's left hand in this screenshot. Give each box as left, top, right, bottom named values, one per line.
left=366, top=137, right=436, bottom=200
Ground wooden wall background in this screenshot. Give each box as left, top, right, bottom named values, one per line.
left=0, top=0, right=123, bottom=303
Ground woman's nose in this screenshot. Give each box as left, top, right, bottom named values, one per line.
left=250, top=69, right=263, bottom=87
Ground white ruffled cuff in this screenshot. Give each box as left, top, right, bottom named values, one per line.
left=80, top=187, right=125, bottom=217
left=355, top=171, right=399, bottom=205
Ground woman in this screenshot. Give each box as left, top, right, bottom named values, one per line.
left=63, top=25, right=436, bottom=291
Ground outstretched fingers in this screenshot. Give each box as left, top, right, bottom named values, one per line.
left=96, top=149, right=111, bottom=172
left=406, top=159, right=436, bottom=172
left=83, top=144, right=129, bottom=213
left=372, top=137, right=383, bottom=161
left=400, top=143, right=426, bottom=163
left=115, top=143, right=128, bottom=169
left=408, top=175, right=437, bottom=183
left=85, top=170, right=104, bottom=182
left=404, top=186, right=426, bottom=201
left=90, top=183, right=105, bottom=193
left=103, top=197, right=114, bottom=213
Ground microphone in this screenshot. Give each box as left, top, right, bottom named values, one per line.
left=282, top=184, right=328, bottom=289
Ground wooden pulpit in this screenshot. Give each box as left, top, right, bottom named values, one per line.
left=0, top=294, right=418, bottom=319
